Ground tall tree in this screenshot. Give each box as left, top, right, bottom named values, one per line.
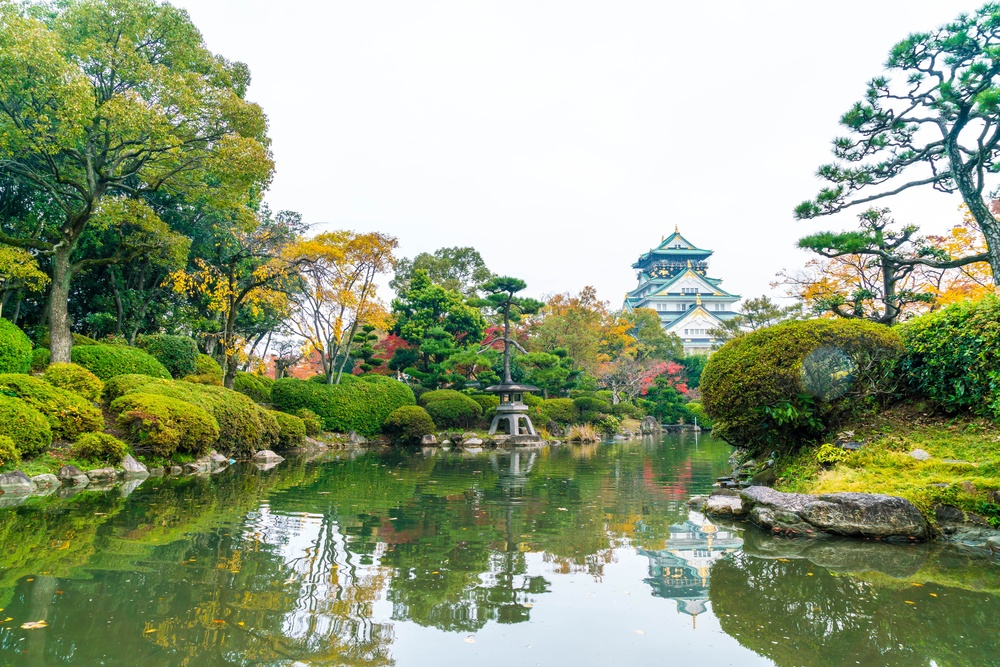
left=0, top=0, right=272, bottom=362
left=794, top=4, right=1000, bottom=282
left=478, top=276, right=543, bottom=384
left=530, top=287, right=608, bottom=375
left=390, top=246, right=493, bottom=297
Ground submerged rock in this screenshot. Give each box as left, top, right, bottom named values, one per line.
left=121, top=455, right=149, bottom=479
left=740, top=486, right=931, bottom=541
left=0, top=471, right=35, bottom=496
left=934, top=504, right=1000, bottom=548
left=58, top=465, right=90, bottom=487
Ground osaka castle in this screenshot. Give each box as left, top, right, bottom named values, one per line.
left=623, top=227, right=740, bottom=354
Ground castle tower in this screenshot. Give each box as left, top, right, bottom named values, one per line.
left=623, top=227, right=740, bottom=354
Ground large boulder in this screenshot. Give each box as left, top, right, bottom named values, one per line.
left=121, top=454, right=149, bottom=479
left=57, top=465, right=90, bottom=487
left=639, top=416, right=661, bottom=435
left=740, top=486, right=931, bottom=541
left=0, top=471, right=35, bottom=496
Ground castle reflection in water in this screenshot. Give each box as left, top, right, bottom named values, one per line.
left=639, top=511, right=742, bottom=627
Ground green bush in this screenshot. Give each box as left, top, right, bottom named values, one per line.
left=424, top=396, right=482, bottom=428
left=0, top=395, right=52, bottom=457
left=71, top=432, right=130, bottom=463
left=573, top=395, right=612, bottom=414
left=36, top=330, right=98, bottom=348
left=112, top=392, right=220, bottom=458
left=0, top=373, right=104, bottom=440
left=234, top=371, right=274, bottom=404
left=470, top=394, right=500, bottom=412
left=419, top=389, right=471, bottom=405
left=383, top=405, right=436, bottom=445
left=43, top=363, right=104, bottom=402
left=0, top=435, right=20, bottom=468
left=0, top=318, right=31, bottom=374
left=595, top=414, right=620, bottom=435
left=135, top=334, right=199, bottom=378
left=898, top=295, right=1000, bottom=417
left=701, top=319, right=903, bottom=457
left=182, top=354, right=223, bottom=385
left=610, top=402, right=643, bottom=419
left=103, top=373, right=163, bottom=403
left=295, top=408, right=323, bottom=436
left=30, top=348, right=50, bottom=372
left=270, top=410, right=306, bottom=450
left=71, top=344, right=171, bottom=381
left=685, top=402, right=713, bottom=429
left=108, top=377, right=277, bottom=456
left=537, top=398, right=578, bottom=425
left=271, top=375, right=416, bottom=436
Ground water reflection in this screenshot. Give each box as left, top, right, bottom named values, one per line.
left=0, top=436, right=996, bottom=666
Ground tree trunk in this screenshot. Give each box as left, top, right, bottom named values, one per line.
left=49, top=245, right=74, bottom=363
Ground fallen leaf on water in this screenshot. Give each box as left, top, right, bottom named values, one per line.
left=522, top=603, right=533, bottom=608
left=806, top=573, right=814, bottom=577
left=431, top=571, right=439, bottom=575
left=930, top=593, right=938, bottom=597
left=777, top=558, right=790, bottom=562
left=25, top=578, right=33, bottom=582
left=237, top=622, right=245, bottom=627
left=3, top=617, right=12, bottom=623
left=557, top=508, right=568, bottom=511
left=21, top=620, right=47, bottom=630
left=212, top=619, right=225, bottom=624
left=904, top=600, right=916, bottom=605
left=464, top=636, right=476, bottom=644
left=910, top=583, right=923, bottom=587
left=143, top=628, right=157, bottom=634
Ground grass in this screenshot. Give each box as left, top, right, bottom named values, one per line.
left=8, top=445, right=109, bottom=477
left=775, top=404, right=1000, bottom=526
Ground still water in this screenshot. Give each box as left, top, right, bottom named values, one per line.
left=0, top=433, right=998, bottom=666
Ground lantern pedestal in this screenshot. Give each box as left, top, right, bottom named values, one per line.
left=484, top=383, right=542, bottom=442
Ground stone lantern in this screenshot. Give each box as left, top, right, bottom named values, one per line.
left=484, top=382, right=541, bottom=442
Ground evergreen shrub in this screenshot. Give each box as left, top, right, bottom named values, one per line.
left=383, top=405, right=436, bottom=445
left=537, top=398, right=578, bottom=424
left=0, top=373, right=104, bottom=440
left=701, top=319, right=902, bottom=457
left=685, top=402, right=713, bottom=429
left=573, top=395, right=611, bottom=414
left=419, top=389, right=472, bottom=406
left=37, top=331, right=98, bottom=347
left=135, top=334, right=199, bottom=378
left=0, top=435, right=19, bottom=468
left=234, top=371, right=274, bottom=403
left=0, top=395, right=52, bottom=457
left=0, top=318, right=31, bottom=374
left=898, top=295, right=1000, bottom=417
left=71, top=345, right=170, bottom=381
left=30, top=348, right=50, bottom=372
left=72, top=432, right=129, bottom=463
left=182, top=354, right=224, bottom=385
left=470, top=394, right=500, bottom=412
left=112, top=393, right=220, bottom=458
left=271, top=375, right=415, bottom=436
left=424, top=396, right=482, bottom=428
left=103, top=374, right=161, bottom=403
left=295, top=408, right=323, bottom=436
left=270, top=410, right=306, bottom=450
left=43, top=363, right=104, bottom=402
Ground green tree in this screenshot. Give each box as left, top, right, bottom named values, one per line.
left=478, top=276, right=543, bottom=384
left=390, top=246, right=494, bottom=297
left=0, top=0, right=272, bottom=362
left=794, top=4, right=1000, bottom=282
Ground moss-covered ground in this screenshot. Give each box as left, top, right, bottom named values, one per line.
left=774, top=405, right=1000, bottom=527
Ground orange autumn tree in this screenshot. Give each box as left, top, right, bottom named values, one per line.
left=285, top=230, right=397, bottom=384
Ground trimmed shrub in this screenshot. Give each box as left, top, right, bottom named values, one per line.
left=0, top=318, right=31, bottom=374
left=271, top=375, right=415, bottom=436
left=573, top=395, right=612, bottom=414
left=898, top=295, right=1000, bottom=417
left=270, top=410, right=306, bottom=450
left=610, top=402, right=643, bottom=419
left=37, top=331, right=98, bottom=348
left=537, top=398, right=578, bottom=425
left=71, top=344, right=171, bottom=381
left=234, top=371, right=274, bottom=404
left=701, top=319, right=903, bottom=457
left=424, top=396, right=482, bottom=428
left=0, top=373, right=104, bottom=440
left=0, top=435, right=20, bottom=468
left=419, top=389, right=473, bottom=406
left=71, top=432, right=129, bottom=463
left=0, top=395, right=52, bottom=457
left=135, top=334, right=199, bottom=378
left=470, top=394, right=500, bottom=413
left=30, top=348, right=50, bottom=372
left=43, top=363, right=104, bottom=402
left=595, top=414, right=620, bottom=434
left=103, top=373, right=162, bottom=403
left=111, top=377, right=278, bottom=456
left=685, top=402, right=713, bottom=429
left=112, top=393, right=220, bottom=458
left=295, top=408, right=323, bottom=436
left=383, top=405, right=436, bottom=445
left=182, top=354, right=224, bottom=385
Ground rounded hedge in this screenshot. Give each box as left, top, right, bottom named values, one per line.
left=295, top=408, right=323, bottom=436
left=71, top=344, right=171, bottom=381
left=270, top=410, right=306, bottom=450
left=234, top=371, right=274, bottom=404
left=470, top=394, right=500, bottom=413
left=135, top=334, right=199, bottom=378
left=0, top=435, right=19, bottom=468
left=71, top=432, right=130, bottom=463
left=30, top=348, right=50, bottom=372
left=898, top=295, right=1000, bottom=417
left=424, top=396, right=482, bottom=428
left=0, top=373, right=104, bottom=440
left=271, top=375, right=416, bottom=436
left=108, top=376, right=278, bottom=456
left=37, top=331, right=98, bottom=347
left=43, top=363, right=104, bottom=402
left=419, top=389, right=472, bottom=406
left=112, top=392, right=220, bottom=458
left=383, top=405, right=436, bottom=445
left=0, top=318, right=32, bottom=374
left=103, top=373, right=162, bottom=403
left=0, top=395, right=52, bottom=457
left=701, top=319, right=902, bottom=457
left=182, top=354, right=223, bottom=385
left=537, top=398, right=578, bottom=425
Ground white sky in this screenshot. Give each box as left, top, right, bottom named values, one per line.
left=175, top=0, right=982, bottom=306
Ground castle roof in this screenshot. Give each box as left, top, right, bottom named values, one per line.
left=633, top=227, right=713, bottom=268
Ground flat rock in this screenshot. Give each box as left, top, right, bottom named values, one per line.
left=909, top=448, right=932, bottom=461
left=836, top=440, right=865, bottom=451
left=0, top=471, right=35, bottom=496
left=86, top=467, right=119, bottom=481
left=740, top=486, right=930, bottom=541
left=252, top=450, right=284, bottom=464
left=57, top=465, right=90, bottom=487
left=421, top=434, right=437, bottom=445
left=705, top=493, right=746, bottom=517
left=121, top=454, right=149, bottom=479
left=30, top=473, right=61, bottom=491
left=463, top=437, right=484, bottom=446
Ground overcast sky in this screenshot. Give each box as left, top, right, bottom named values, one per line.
left=176, top=0, right=982, bottom=306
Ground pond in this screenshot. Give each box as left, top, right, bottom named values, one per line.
left=0, top=433, right=998, bottom=666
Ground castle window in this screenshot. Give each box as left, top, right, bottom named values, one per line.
left=682, top=287, right=697, bottom=294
